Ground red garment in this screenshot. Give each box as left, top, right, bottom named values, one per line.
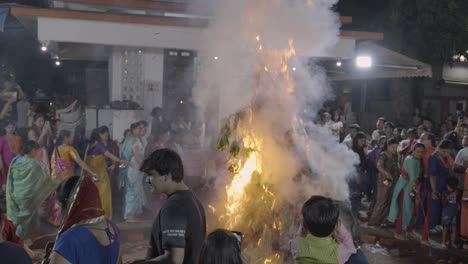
left=58, top=176, right=105, bottom=235
left=1, top=214, right=24, bottom=247
left=422, top=146, right=436, bottom=176
left=395, top=191, right=414, bottom=235
left=421, top=192, right=431, bottom=242
left=461, top=170, right=468, bottom=238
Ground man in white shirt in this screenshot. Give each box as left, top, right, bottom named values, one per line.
left=343, top=124, right=360, bottom=148
left=454, top=136, right=468, bottom=189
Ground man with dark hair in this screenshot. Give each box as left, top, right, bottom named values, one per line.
left=343, top=124, right=360, bottom=148
left=422, top=117, right=433, bottom=133
left=371, top=117, right=386, bottom=141
left=0, top=209, right=32, bottom=264
left=384, top=122, right=394, bottom=138
left=135, top=149, right=206, bottom=264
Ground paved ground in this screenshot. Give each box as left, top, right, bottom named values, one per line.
left=2, top=190, right=467, bottom=263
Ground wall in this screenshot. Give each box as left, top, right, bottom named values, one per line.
left=108, top=48, right=164, bottom=115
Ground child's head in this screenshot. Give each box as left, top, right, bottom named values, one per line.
left=302, top=195, right=339, bottom=238
left=446, top=177, right=459, bottom=193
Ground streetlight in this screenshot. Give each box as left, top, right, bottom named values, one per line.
left=41, top=45, right=47, bottom=52
left=336, top=60, right=342, bottom=67
left=356, top=55, right=372, bottom=68
left=55, top=60, right=61, bottom=66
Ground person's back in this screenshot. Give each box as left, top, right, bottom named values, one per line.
left=296, top=196, right=339, bottom=264
left=0, top=240, right=32, bottom=264
left=54, top=221, right=120, bottom=264
left=150, top=190, right=206, bottom=263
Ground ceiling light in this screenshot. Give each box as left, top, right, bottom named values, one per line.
left=292, top=67, right=297, bottom=71
left=214, top=56, right=219, bottom=60
left=356, top=55, right=372, bottom=68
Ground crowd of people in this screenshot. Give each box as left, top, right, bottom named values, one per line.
left=321, top=111, right=468, bottom=250
left=0, top=75, right=466, bottom=263
left=0, top=77, right=372, bottom=264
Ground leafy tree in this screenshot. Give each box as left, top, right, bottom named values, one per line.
left=337, top=0, right=468, bottom=64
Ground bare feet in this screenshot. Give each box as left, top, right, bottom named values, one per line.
left=406, top=231, right=420, bottom=241
left=394, top=233, right=406, bottom=240
left=420, top=240, right=431, bottom=247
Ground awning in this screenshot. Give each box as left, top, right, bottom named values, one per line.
left=328, top=41, right=432, bottom=80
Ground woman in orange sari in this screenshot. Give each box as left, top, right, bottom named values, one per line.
left=85, top=128, right=126, bottom=219
left=0, top=122, right=22, bottom=191
left=48, top=130, right=98, bottom=226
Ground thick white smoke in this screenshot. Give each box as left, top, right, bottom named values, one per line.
left=191, top=0, right=358, bottom=201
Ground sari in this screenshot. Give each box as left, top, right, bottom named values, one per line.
left=48, top=145, right=80, bottom=226
left=368, top=151, right=399, bottom=226
left=427, top=152, right=454, bottom=229
left=50, top=176, right=120, bottom=264
left=120, top=137, right=147, bottom=220
left=388, top=155, right=421, bottom=234
left=6, top=155, right=56, bottom=239
left=85, top=143, right=113, bottom=219
left=29, top=126, right=51, bottom=174
left=0, top=135, right=21, bottom=186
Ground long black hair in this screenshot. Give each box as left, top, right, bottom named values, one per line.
left=121, top=129, right=130, bottom=145
left=21, top=140, right=40, bottom=155
left=382, top=137, right=399, bottom=152
left=57, top=176, right=80, bottom=208
left=89, top=128, right=100, bottom=145
left=57, top=130, right=72, bottom=146
left=130, top=122, right=141, bottom=136
left=352, top=132, right=367, bottom=169
left=199, top=229, right=243, bottom=264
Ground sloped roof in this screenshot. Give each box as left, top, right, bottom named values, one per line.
left=329, top=41, right=432, bottom=80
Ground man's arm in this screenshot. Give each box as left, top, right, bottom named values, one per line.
left=140, top=248, right=185, bottom=264
left=454, top=150, right=467, bottom=173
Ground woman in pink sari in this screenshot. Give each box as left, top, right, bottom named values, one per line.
left=0, top=122, right=22, bottom=191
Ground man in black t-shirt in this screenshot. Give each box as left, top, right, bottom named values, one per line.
left=133, top=148, right=206, bottom=264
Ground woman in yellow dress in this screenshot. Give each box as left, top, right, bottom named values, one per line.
left=85, top=128, right=126, bottom=219
left=48, top=130, right=97, bottom=226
